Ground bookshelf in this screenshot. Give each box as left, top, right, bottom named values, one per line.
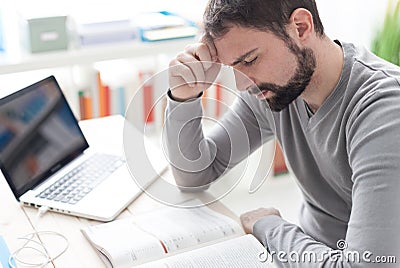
left=0, top=38, right=196, bottom=75
left=0, top=37, right=199, bottom=127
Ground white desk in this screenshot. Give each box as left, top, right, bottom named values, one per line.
left=0, top=115, right=164, bottom=267
left=0, top=115, right=301, bottom=267
left=0, top=115, right=247, bottom=267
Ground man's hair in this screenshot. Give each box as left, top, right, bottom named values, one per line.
left=203, top=0, right=324, bottom=41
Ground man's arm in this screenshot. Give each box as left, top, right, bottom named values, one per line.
left=165, top=37, right=275, bottom=189
left=165, top=89, right=274, bottom=188
left=242, top=88, right=400, bottom=267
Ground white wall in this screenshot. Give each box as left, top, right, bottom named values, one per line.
left=0, top=0, right=391, bottom=51
left=316, top=0, right=390, bottom=48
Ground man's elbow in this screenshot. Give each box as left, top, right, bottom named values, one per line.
left=172, top=169, right=212, bottom=192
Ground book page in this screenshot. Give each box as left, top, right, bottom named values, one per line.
left=82, top=204, right=244, bottom=267
left=132, top=205, right=244, bottom=254
left=82, top=220, right=165, bottom=268
left=136, top=234, right=268, bottom=268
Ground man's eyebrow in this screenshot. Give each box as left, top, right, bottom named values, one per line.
left=231, top=48, right=258, bottom=66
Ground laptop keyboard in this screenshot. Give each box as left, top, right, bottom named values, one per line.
left=36, top=154, right=124, bottom=204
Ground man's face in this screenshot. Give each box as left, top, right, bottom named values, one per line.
left=214, top=26, right=316, bottom=112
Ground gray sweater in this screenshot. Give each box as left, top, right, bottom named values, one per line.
left=165, top=42, right=400, bottom=267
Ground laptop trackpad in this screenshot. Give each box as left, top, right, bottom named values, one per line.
left=76, top=167, right=141, bottom=219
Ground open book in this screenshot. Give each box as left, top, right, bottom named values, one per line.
left=81, top=204, right=269, bottom=267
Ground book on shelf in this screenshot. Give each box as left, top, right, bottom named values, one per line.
left=81, top=202, right=268, bottom=268
left=273, top=141, right=288, bottom=176
left=133, top=11, right=198, bottom=42
left=139, top=71, right=155, bottom=125
left=97, top=71, right=110, bottom=117
left=215, top=83, right=222, bottom=118
left=75, top=66, right=234, bottom=131
left=78, top=90, right=93, bottom=120
left=110, top=86, right=126, bottom=116
left=77, top=69, right=128, bottom=120
left=76, top=19, right=137, bottom=46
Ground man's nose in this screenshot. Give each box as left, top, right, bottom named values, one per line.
left=233, top=68, right=255, bottom=92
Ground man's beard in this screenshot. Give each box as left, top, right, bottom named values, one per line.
left=250, top=41, right=316, bottom=112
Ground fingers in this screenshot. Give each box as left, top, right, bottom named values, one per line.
left=169, top=60, right=196, bottom=88
left=200, top=34, right=218, bottom=62
left=239, top=214, right=253, bottom=234
left=168, top=39, right=220, bottom=100
left=185, top=43, right=213, bottom=70
left=239, top=207, right=282, bottom=234
left=176, top=51, right=206, bottom=84
left=170, top=42, right=215, bottom=87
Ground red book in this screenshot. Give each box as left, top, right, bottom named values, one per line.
left=104, top=85, right=110, bottom=116
left=215, top=83, right=222, bottom=118
left=143, top=83, right=154, bottom=123
left=139, top=71, right=155, bottom=123
left=97, top=71, right=107, bottom=117
left=273, top=141, right=288, bottom=176
left=202, top=88, right=207, bottom=109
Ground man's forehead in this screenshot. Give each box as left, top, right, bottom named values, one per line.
left=214, top=39, right=258, bottom=66
left=212, top=26, right=267, bottom=65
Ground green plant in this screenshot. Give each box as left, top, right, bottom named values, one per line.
left=371, top=0, right=400, bottom=66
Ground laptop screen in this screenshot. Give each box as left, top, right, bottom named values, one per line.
left=0, top=76, right=89, bottom=199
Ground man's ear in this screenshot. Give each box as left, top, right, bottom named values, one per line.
left=289, top=8, right=314, bottom=40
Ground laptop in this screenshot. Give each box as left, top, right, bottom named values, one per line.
left=0, top=75, right=160, bottom=221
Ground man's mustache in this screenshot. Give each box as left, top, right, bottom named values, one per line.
left=248, top=83, right=278, bottom=95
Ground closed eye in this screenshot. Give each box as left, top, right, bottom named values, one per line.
left=243, top=57, right=258, bottom=66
